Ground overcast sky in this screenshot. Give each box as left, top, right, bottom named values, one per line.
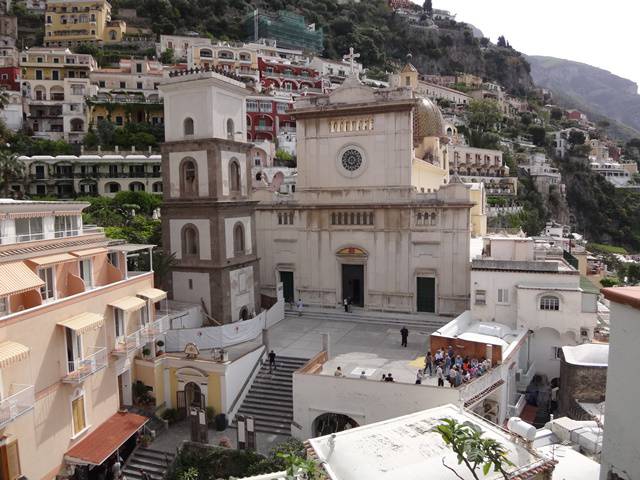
left=418, top=0, right=640, bottom=90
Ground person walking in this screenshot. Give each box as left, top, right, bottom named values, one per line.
left=296, top=298, right=304, bottom=316
left=444, top=354, right=452, bottom=377
left=425, top=351, right=433, bottom=376
left=268, top=349, right=277, bottom=373
left=400, top=326, right=409, bottom=348
left=415, top=369, right=423, bottom=385
left=436, top=364, right=445, bottom=387
left=343, top=297, right=349, bottom=312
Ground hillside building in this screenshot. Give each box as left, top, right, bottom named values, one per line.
left=188, top=42, right=260, bottom=84
left=258, top=57, right=325, bottom=98
left=44, top=0, right=126, bottom=47
left=244, top=10, right=324, bottom=53
left=0, top=199, right=166, bottom=479
left=246, top=94, right=294, bottom=143
left=389, top=63, right=471, bottom=106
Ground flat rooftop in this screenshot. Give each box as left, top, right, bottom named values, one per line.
left=472, top=258, right=576, bottom=274
left=308, top=404, right=552, bottom=480
left=562, top=344, right=609, bottom=367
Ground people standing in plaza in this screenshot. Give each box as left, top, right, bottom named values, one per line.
left=360, top=370, right=367, bottom=379
left=415, top=369, right=423, bottom=385
left=385, top=373, right=395, bottom=382
left=296, top=298, right=304, bottom=316
left=381, top=374, right=386, bottom=381
left=425, top=351, right=433, bottom=376
left=268, top=349, right=277, bottom=373
left=436, top=364, right=445, bottom=387
left=400, top=326, right=409, bottom=347
left=444, top=354, right=452, bottom=376
left=334, top=366, right=344, bottom=377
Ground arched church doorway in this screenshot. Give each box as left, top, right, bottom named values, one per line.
left=337, top=247, right=368, bottom=308
left=312, top=412, right=359, bottom=437
left=185, top=381, right=203, bottom=408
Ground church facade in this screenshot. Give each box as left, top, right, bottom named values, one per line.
left=255, top=76, right=473, bottom=316
left=160, top=70, right=261, bottom=324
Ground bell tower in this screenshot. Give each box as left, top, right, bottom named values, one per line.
left=160, top=69, right=260, bottom=324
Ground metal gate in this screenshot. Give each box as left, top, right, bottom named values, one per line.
left=176, top=390, right=206, bottom=420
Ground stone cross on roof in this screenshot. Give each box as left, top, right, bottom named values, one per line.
left=343, top=47, right=360, bottom=75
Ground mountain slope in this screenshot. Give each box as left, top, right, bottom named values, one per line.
left=528, top=55, right=640, bottom=139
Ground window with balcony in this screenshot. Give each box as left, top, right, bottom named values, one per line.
left=55, top=215, right=79, bottom=237
left=114, top=308, right=124, bottom=340
left=71, top=390, right=87, bottom=436
left=259, top=101, right=271, bottom=112
left=247, top=100, right=258, bottom=112
left=15, top=217, right=43, bottom=242
left=276, top=103, right=288, bottom=114
left=79, top=259, right=92, bottom=289
left=39, top=267, right=55, bottom=302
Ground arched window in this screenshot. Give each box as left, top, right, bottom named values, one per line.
left=180, top=158, right=198, bottom=196
left=233, top=223, right=245, bottom=256
left=540, top=295, right=560, bottom=311
left=182, top=225, right=199, bottom=257
left=226, top=118, right=235, bottom=140
left=183, top=117, right=194, bottom=136
left=229, top=160, right=241, bottom=193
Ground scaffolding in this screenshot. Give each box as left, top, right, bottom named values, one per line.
left=244, top=10, right=324, bottom=53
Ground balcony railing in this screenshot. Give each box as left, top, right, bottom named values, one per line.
left=508, top=393, right=526, bottom=418
left=113, top=329, right=143, bottom=356
left=255, top=125, right=274, bottom=131
left=517, top=361, right=536, bottom=391
left=140, top=315, right=169, bottom=342
left=458, top=366, right=505, bottom=408
left=62, top=346, right=107, bottom=383
left=0, top=384, right=35, bottom=428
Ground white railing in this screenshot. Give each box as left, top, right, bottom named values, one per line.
left=63, top=346, right=107, bottom=383
left=487, top=206, right=524, bottom=217
left=0, top=384, right=35, bottom=427
left=517, top=361, right=536, bottom=391
left=508, top=393, right=526, bottom=418
left=140, top=315, right=169, bottom=342
left=0, top=226, right=104, bottom=245
left=459, top=366, right=505, bottom=407
left=113, top=329, right=143, bottom=356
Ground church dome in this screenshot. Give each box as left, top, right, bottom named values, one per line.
left=413, top=97, right=445, bottom=145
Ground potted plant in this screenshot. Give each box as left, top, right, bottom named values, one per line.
left=142, top=347, right=151, bottom=358
left=156, top=340, right=164, bottom=356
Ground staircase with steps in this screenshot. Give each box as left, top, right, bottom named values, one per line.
left=122, top=447, right=175, bottom=480
left=234, top=356, right=309, bottom=435
left=285, top=307, right=449, bottom=331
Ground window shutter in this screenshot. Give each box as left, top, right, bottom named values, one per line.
left=0, top=436, right=21, bottom=480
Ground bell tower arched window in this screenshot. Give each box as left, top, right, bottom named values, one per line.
left=180, top=158, right=198, bottom=196
left=183, top=117, right=194, bottom=136
left=229, top=160, right=241, bottom=193
left=226, top=118, right=235, bottom=140
left=233, top=223, right=245, bottom=256
left=181, top=224, right=199, bottom=257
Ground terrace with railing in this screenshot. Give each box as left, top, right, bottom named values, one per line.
left=0, top=384, right=35, bottom=428
left=62, top=346, right=107, bottom=383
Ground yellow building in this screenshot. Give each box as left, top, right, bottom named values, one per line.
left=44, top=0, right=126, bottom=47
left=0, top=200, right=168, bottom=479
left=87, top=95, right=164, bottom=128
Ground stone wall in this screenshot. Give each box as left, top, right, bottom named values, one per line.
left=558, top=354, right=607, bottom=420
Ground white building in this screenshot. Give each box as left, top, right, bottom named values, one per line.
left=520, top=153, right=564, bottom=196
left=0, top=89, right=22, bottom=130
left=599, top=287, right=640, bottom=480
left=307, top=56, right=363, bottom=89
left=471, top=235, right=599, bottom=380
left=156, top=34, right=211, bottom=61
left=589, top=161, right=632, bottom=187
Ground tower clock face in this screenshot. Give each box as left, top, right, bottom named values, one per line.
left=341, top=149, right=363, bottom=172
left=336, top=145, right=366, bottom=178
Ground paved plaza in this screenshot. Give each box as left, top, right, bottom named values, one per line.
left=266, top=315, right=433, bottom=360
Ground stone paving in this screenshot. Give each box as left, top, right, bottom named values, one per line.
left=266, top=316, right=431, bottom=360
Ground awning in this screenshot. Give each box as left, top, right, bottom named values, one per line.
left=71, top=247, right=108, bottom=258
left=58, top=313, right=104, bottom=335
left=137, top=288, right=167, bottom=303
left=27, top=253, right=77, bottom=267
left=65, top=412, right=148, bottom=466
left=0, top=341, right=30, bottom=368
left=0, top=262, right=44, bottom=297
left=109, top=296, right=146, bottom=313
left=108, top=244, right=155, bottom=253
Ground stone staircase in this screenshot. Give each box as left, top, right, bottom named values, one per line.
left=122, top=447, right=175, bottom=480
left=234, top=356, right=309, bottom=435
left=285, top=307, right=448, bottom=332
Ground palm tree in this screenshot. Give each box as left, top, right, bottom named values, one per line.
left=0, top=150, right=24, bottom=198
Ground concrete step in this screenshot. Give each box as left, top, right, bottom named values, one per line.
left=285, top=310, right=446, bottom=330
left=238, top=405, right=294, bottom=417
left=252, top=376, right=293, bottom=386
left=242, top=398, right=293, bottom=410
left=246, top=386, right=293, bottom=397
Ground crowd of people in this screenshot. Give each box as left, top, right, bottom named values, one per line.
left=421, top=346, right=493, bottom=388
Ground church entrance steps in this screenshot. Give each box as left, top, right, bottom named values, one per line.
left=233, top=355, right=308, bottom=435
left=122, top=447, right=175, bottom=480
left=285, top=307, right=449, bottom=331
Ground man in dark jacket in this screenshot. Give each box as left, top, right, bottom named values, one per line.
left=400, top=326, right=409, bottom=347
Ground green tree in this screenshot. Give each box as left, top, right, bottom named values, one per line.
left=550, top=108, right=563, bottom=121
left=160, top=48, right=175, bottom=65
left=0, top=150, right=24, bottom=197
left=275, top=149, right=295, bottom=167
left=423, top=0, right=433, bottom=15
left=434, top=418, right=515, bottom=480
left=467, top=99, right=502, bottom=133
left=528, top=125, right=547, bottom=147
left=568, top=130, right=586, bottom=147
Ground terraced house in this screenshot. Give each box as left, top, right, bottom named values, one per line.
left=20, top=47, right=97, bottom=142
left=0, top=199, right=168, bottom=479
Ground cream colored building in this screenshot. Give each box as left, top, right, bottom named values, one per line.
left=0, top=199, right=167, bottom=479
left=20, top=47, right=97, bottom=142
left=255, top=74, right=473, bottom=315
left=187, top=42, right=259, bottom=83
left=389, top=63, right=471, bottom=106
left=44, top=0, right=126, bottom=47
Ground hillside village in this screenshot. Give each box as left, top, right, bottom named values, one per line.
left=0, top=1, right=637, bottom=479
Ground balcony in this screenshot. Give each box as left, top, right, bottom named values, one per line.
left=62, top=346, right=107, bottom=383
left=458, top=366, right=505, bottom=408
left=0, top=384, right=35, bottom=428
left=140, top=315, right=169, bottom=342
left=255, top=125, right=274, bottom=132
left=113, top=329, right=143, bottom=356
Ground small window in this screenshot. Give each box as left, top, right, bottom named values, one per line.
left=38, top=267, right=55, bottom=301
left=182, top=225, right=199, bottom=257
left=475, top=289, right=486, bottom=305
left=136, top=63, right=142, bottom=73
left=119, top=81, right=126, bottom=89
left=229, top=160, right=241, bottom=193
left=226, top=118, right=235, bottom=140
left=497, top=288, right=509, bottom=305
left=183, top=117, right=194, bottom=136
left=552, top=346, right=562, bottom=360
left=71, top=393, right=87, bottom=436
left=188, top=279, right=193, bottom=290
left=137, top=82, right=142, bottom=89
left=0, top=297, right=7, bottom=316
left=540, top=296, right=560, bottom=311
left=233, top=223, right=245, bottom=256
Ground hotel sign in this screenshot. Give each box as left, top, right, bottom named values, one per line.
left=329, top=117, right=374, bottom=133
